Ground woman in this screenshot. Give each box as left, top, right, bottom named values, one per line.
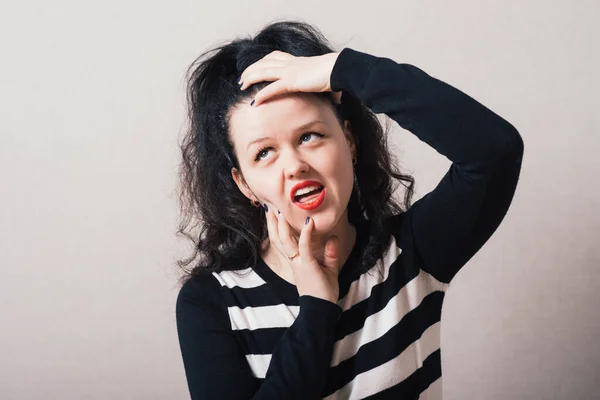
left=176, top=20, right=524, bottom=399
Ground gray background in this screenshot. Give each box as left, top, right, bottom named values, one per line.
left=1, top=0, right=598, bottom=398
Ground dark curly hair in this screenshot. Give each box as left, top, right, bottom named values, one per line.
left=176, top=19, right=415, bottom=286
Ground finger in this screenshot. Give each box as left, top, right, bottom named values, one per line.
left=263, top=50, right=293, bottom=60
left=297, top=217, right=316, bottom=265
left=264, top=204, right=282, bottom=252
left=253, top=80, right=290, bottom=107
left=322, top=235, right=340, bottom=272
left=277, top=211, right=300, bottom=261
left=239, top=62, right=284, bottom=90
left=267, top=208, right=292, bottom=260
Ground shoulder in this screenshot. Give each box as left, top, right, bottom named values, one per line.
left=176, top=271, right=231, bottom=329
left=177, top=271, right=223, bottom=304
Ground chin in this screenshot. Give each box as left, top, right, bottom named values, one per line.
left=310, top=210, right=341, bottom=235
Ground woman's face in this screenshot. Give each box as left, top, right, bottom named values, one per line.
left=229, top=92, right=356, bottom=237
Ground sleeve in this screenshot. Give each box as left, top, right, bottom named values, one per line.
left=176, top=272, right=343, bottom=399
left=330, top=48, right=524, bottom=284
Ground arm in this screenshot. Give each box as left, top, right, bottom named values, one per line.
left=330, top=48, right=524, bottom=283
left=176, top=273, right=342, bottom=399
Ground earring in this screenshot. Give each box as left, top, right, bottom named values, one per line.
left=352, top=156, right=357, bottom=166
left=251, top=200, right=261, bottom=207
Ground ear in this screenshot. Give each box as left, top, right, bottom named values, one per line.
left=231, top=167, right=258, bottom=203
left=342, top=120, right=357, bottom=159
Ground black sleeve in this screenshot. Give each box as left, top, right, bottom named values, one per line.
left=176, top=272, right=343, bottom=399
left=330, top=48, right=524, bottom=284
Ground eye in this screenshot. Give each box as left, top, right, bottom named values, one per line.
left=300, top=132, right=324, bottom=143
left=255, top=146, right=272, bottom=162
left=254, top=132, right=324, bottom=163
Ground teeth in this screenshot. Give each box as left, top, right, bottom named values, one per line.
left=294, top=185, right=321, bottom=197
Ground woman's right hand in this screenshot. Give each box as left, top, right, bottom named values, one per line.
left=264, top=207, right=341, bottom=304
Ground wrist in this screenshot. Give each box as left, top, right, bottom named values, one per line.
left=326, top=52, right=342, bottom=92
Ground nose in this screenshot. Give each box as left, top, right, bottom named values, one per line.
left=282, top=149, right=309, bottom=178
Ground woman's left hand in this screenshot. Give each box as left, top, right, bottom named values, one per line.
left=238, top=50, right=342, bottom=107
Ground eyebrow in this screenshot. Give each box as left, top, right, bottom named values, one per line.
left=246, top=120, right=326, bottom=151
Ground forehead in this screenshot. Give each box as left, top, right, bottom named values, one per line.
left=228, top=93, right=334, bottom=152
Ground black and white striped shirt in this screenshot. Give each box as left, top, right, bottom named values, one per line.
left=176, top=47, right=524, bottom=399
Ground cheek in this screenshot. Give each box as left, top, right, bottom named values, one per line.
left=249, top=176, right=280, bottom=204
left=340, top=164, right=355, bottom=199
left=334, top=152, right=355, bottom=195
left=323, top=151, right=354, bottom=197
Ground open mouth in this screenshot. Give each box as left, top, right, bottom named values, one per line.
left=291, top=185, right=326, bottom=211
left=289, top=180, right=327, bottom=211
left=293, top=185, right=324, bottom=204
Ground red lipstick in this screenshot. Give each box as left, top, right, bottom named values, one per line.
left=290, top=180, right=326, bottom=211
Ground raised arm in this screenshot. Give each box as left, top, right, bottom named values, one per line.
left=330, top=48, right=524, bottom=283
left=176, top=273, right=342, bottom=399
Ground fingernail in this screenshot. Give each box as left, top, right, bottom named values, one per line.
left=305, top=217, right=310, bottom=225
left=250, top=99, right=255, bottom=106
left=263, top=203, right=268, bottom=212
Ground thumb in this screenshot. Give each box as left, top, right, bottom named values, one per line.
left=322, top=235, right=340, bottom=272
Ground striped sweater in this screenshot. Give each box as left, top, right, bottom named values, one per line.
left=176, top=47, right=524, bottom=399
